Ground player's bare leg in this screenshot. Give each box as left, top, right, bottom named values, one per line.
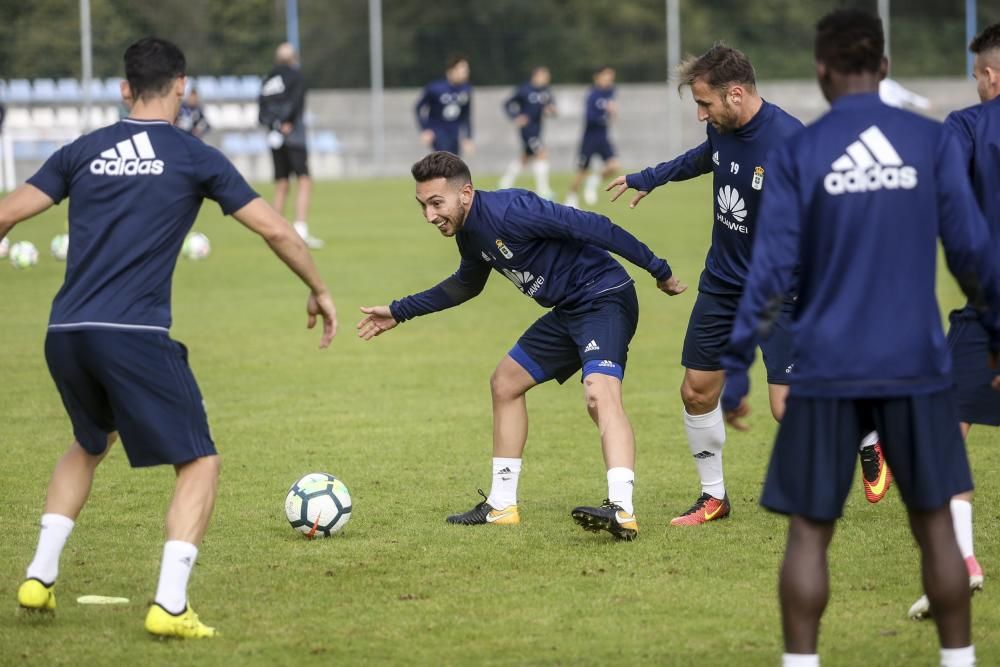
left=571, top=372, right=638, bottom=540
left=768, top=383, right=789, bottom=422
left=291, top=175, right=323, bottom=249
left=565, top=169, right=588, bottom=208
left=672, top=368, right=731, bottom=526
left=272, top=178, right=289, bottom=218
left=779, top=515, right=835, bottom=655
left=446, top=355, right=536, bottom=526
left=146, top=454, right=221, bottom=638
left=18, top=435, right=117, bottom=611
left=907, top=506, right=971, bottom=648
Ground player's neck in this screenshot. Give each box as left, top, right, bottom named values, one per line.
left=824, top=73, right=880, bottom=103
left=128, top=99, right=178, bottom=124
left=736, top=95, right=764, bottom=128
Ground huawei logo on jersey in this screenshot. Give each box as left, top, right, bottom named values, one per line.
left=501, top=268, right=545, bottom=297
left=89, top=131, right=164, bottom=176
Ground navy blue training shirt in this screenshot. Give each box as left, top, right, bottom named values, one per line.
left=721, top=93, right=1000, bottom=403
left=626, top=101, right=803, bottom=296
left=504, top=82, right=553, bottom=126
left=415, top=79, right=472, bottom=140
left=28, top=118, right=258, bottom=332
left=389, top=189, right=672, bottom=321
left=583, top=86, right=614, bottom=136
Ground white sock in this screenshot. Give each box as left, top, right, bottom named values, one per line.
left=499, top=160, right=521, bottom=189
left=584, top=171, right=600, bottom=196
left=607, top=467, right=635, bottom=515
left=950, top=499, right=974, bottom=560
left=25, top=513, right=75, bottom=585
left=782, top=654, right=819, bottom=667
left=684, top=405, right=726, bottom=499
left=154, top=540, right=199, bottom=615
left=532, top=159, right=551, bottom=193
left=859, top=430, right=879, bottom=452
left=940, top=645, right=976, bottom=667
left=293, top=220, right=309, bottom=238
left=487, top=457, right=521, bottom=510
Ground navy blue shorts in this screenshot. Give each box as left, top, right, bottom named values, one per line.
left=947, top=308, right=1000, bottom=426
left=761, top=390, right=972, bottom=521
left=682, top=291, right=795, bottom=384
left=432, top=132, right=461, bottom=155
left=520, top=124, right=544, bottom=157
left=509, top=284, right=638, bottom=384
left=577, top=133, right=616, bottom=170
left=45, top=330, right=216, bottom=468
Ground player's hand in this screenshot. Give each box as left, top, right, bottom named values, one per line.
left=280, top=121, right=293, bottom=135
left=308, top=291, right=337, bottom=349
left=461, top=138, right=476, bottom=157
left=514, top=114, right=529, bottom=128
left=657, top=275, right=687, bottom=296
left=420, top=130, right=435, bottom=146
left=724, top=398, right=752, bottom=431
left=357, top=305, right=399, bottom=340
left=606, top=175, right=649, bottom=208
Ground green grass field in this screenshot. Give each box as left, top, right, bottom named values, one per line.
left=1, top=175, right=997, bottom=666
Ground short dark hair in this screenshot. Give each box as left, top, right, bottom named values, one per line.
left=677, top=44, right=756, bottom=93
left=593, top=65, right=613, bottom=76
left=446, top=54, right=468, bottom=70
left=815, top=9, right=884, bottom=74
left=970, top=22, right=1000, bottom=54
left=411, top=151, right=472, bottom=186
left=124, top=38, right=186, bottom=101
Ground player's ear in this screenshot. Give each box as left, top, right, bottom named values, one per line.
left=119, top=80, right=133, bottom=106
left=460, top=182, right=473, bottom=204
left=878, top=56, right=889, bottom=81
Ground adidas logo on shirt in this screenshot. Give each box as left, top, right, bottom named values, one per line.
left=90, top=131, right=164, bottom=176
left=584, top=340, right=600, bottom=352
left=824, top=125, right=917, bottom=196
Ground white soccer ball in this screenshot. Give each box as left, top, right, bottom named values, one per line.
left=9, top=240, right=39, bottom=269
left=182, top=232, right=211, bottom=260
left=0, top=236, right=9, bottom=259
left=51, top=234, right=69, bottom=261
left=284, top=472, right=353, bottom=538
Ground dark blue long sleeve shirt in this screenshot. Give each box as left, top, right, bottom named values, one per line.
left=583, top=86, right=614, bottom=136
left=721, top=93, right=1000, bottom=405
left=415, top=79, right=472, bottom=140
left=504, top=82, right=554, bottom=125
left=626, top=101, right=803, bottom=296
left=389, top=189, right=672, bottom=322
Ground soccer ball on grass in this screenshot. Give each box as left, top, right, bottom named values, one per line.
left=182, top=232, right=211, bottom=260
left=284, top=473, right=352, bottom=538
left=51, top=234, right=69, bottom=261
left=9, top=240, right=39, bottom=269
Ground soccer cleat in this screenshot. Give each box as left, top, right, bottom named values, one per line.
left=293, top=222, right=325, bottom=250
left=17, top=578, right=56, bottom=611
left=670, top=492, right=731, bottom=526
left=583, top=189, right=599, bottom=206
left=445, top=489, right=520, bottom=526
left=908, top=556, right=984, bottom=620
left=571, top=499, right=638, bottom=541
left=145, top=603, right=217, bottom=639
left=860, top=440, right=892, bottom=503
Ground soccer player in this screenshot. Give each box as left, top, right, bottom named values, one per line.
left=415, top=55, right=473, bottom=156
left=357, top=151, right=685, bottom=541
left=606, top=45, right=814, bottom=525
left=6, top=38, right=337, bottom=638
left=498, top=66, right=556, bottom=198
left=175, top=85, right=210, bottom=139
left=259, top=42, right=323, bottom=248
left=720, top=10, right=1000, bottom=667
left=565, top=66, right=620, bottom=208
left=907, top=21, right=1000, bottom=621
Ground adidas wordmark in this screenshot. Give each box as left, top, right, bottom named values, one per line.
left=90, top=131, right=164, bottom=176
left=824, top=125, right=916, bottom=196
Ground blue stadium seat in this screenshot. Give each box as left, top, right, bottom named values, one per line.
left=239, top=75, right=262, bottom=99
left=8, top=79, right=32, bottom=103
left=55, top=78, right=81, bottom=102
left=32, top=79, right=58, bottom=103
left=0, top=80, right=7, bottom=103
left=221, top=132, right=249, bottom=156
left=218, top=76, right=241, bottom=99
left=196, top=76, right=221, bottom=101
left=84, top=79, right=105, bottom=102
left=103, top=78, right=123, bottom=102
left=311, top=131, right=341, bottom=154
left=244, top=133, right=269, bottom=155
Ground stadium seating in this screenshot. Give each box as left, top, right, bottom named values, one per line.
left=7, top=79, right=32, bottom=103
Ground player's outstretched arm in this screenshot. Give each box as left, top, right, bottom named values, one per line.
left=231, top=198, right=337, bottom=348
left=606, top=175, right=649, bottom=209
left=357, top=306, right=399, bottom=340
left=0, top=184, right=55, bottom=239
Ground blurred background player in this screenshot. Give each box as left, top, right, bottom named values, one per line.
left=415, top=55, right=473, bottom=156
left=908, top=20, right=1000, bottom=621
left=175, top=85, right=210, bottom=139
left=8, top=37, right=337, bottom=638
left=498, top=65, right=556, bottom=198
left=565, top=66, right=620, bottom=208
left=259, top=42, right=322, bottom=249
left=721, top=10, right=1000, bottom=667
left=607, top=44, right=806, bottom=526
left=357, top=151, right=686, bottom=541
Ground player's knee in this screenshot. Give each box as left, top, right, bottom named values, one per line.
left=583, top=374, right=622, bottom=415
left=490, top=366, right=522, bottom=401
left=680, top=381, right=717, bottom=413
